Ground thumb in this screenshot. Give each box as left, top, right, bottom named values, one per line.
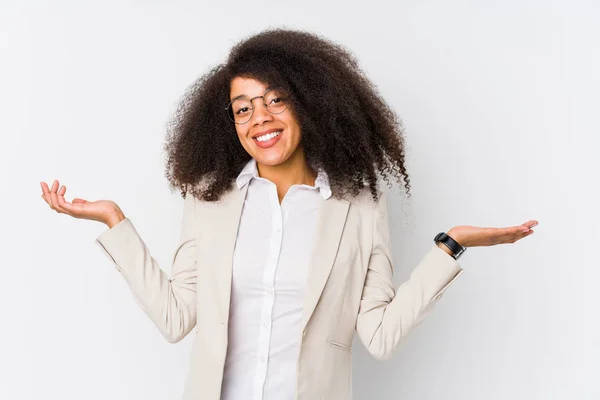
left=72, top=198, right=88, bottom=204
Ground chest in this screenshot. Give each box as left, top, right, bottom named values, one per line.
left=231, top=184, right=322, bottom=295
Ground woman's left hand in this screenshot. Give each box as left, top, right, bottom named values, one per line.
left=448, top=220, right=538, bottom=248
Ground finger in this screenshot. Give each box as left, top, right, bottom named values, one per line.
left=49, top=186, right=62, bottom=212
left=515, top=220, right=537, bottom=230
left=40, top=182, right=51, bottom=203
left=47, top=180, right=59, bottom=208
left=515, top=229, right=534, bottom=243
left=513, top=228, right=535, bottom=242
left=495, top=227, right=527, bottom=245
left=56, top=185, right=71, bottom=211
left=504, top=222, right=530, bottom=235
left=72, top=198, right=87, bottom=204
left=498, top=226, right=522, bottom=242
left=516, top=226, right=533, bottom=237
left=40, top=181, right=49, bottom=195
left=56, top=192, right=75, bottom=215
left=40, top=182, right=49, bottom=203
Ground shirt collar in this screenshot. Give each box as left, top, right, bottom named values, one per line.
left=235, top=158, right=332, bottom=200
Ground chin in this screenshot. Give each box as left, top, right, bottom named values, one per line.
left=254, top=153, right=288, bottom=166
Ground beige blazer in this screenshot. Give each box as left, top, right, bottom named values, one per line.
left=95, top=184, right=464, bottom=399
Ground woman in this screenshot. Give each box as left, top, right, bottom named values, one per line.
left=40, top=29, right=537, bottom=400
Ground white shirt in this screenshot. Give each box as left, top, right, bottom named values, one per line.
left=220, top=158, right=332, bottom=400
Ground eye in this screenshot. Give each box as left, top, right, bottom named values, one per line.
left=235, top=107, right=251, bottom=115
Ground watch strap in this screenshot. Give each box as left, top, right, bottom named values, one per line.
left=434, top=232, right=466, bottom=260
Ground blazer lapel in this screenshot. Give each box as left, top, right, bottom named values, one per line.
left=214, top=185, right=248, bottom=325
left=300, top=196, right=350, bottom=332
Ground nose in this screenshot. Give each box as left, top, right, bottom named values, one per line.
left=251, top=101, right=273, bottom=125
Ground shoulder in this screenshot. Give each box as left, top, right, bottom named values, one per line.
left=183, top=178, right=237, bottom=205
left=345, top=186, right=386, bottom=215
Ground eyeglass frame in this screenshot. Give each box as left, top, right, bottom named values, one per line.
left=224, top=88, right=288, bottom=125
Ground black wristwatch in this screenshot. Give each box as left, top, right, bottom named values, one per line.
left=434, top=232, right=467, bottom=260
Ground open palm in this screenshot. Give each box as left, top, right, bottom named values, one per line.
left=40, top=180, right=121, bottom=224
left=449, top=220, right=538, bottom=248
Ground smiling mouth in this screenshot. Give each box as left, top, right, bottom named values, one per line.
left=254, top=130, right=282, bottom=142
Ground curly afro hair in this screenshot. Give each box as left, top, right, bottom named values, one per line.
left=164, top=28, right=411, bottom=203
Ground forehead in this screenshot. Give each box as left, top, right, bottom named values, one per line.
left=230, top=77, right=269, bottom=99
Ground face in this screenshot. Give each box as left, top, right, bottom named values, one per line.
left=229, top=77, right=303, bottom=167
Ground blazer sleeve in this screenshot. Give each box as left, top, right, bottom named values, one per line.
left=355, top=192, right=465, bottom=360
left=95, top=193, right=198, bottom=344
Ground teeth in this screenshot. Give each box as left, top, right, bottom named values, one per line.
left=256, top=131, right=282, bottom=142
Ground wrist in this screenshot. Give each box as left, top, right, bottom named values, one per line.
left=105, top=209, right=126, bottom=228
left=447, top=228, right=466, bottom=247
left=436, top=229, right=468, bottom=260
left=436, top=242, right=454, bottom=257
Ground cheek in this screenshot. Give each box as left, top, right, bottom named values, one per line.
left=236, top=127, right=250, bottom=143
left=235, top=125, right=245, bottom=138
left=235, top=131, right=253, bottom=153
left=284, top=117, right=302, bottom=143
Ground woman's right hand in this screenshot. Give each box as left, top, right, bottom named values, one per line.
left=40, top=180, right=126, bottom=228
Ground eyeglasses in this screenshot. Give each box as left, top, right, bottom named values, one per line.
left=225, top=89, right=288, bottom=124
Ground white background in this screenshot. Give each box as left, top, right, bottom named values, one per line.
left=1, top=0, right=598, bottom=399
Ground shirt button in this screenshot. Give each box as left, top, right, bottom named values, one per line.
left=263, top=321, right=269, bottom=328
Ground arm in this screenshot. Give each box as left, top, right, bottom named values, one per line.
left=355, top=192, right=464, bottom=360
left=95, top=193, right=198, bottom=343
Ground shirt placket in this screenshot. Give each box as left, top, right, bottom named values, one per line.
left=252, top=184, right=283, bottom=399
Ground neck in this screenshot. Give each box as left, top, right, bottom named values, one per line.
left=256, top=148, right=317, bottom=202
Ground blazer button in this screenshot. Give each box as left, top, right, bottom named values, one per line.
left=302, top=330, right=306, bottom=338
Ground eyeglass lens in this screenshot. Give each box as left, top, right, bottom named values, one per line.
left=227, top=90, right=287, bottom=124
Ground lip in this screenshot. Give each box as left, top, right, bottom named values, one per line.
left=253, top=129, right=283, bottom=149
left=251, top=128, right=283, bottom=139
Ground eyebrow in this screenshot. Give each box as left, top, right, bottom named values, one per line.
left=230, top=87, right=274, bottom=102
left=229, top=94, right=247, bottom=102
